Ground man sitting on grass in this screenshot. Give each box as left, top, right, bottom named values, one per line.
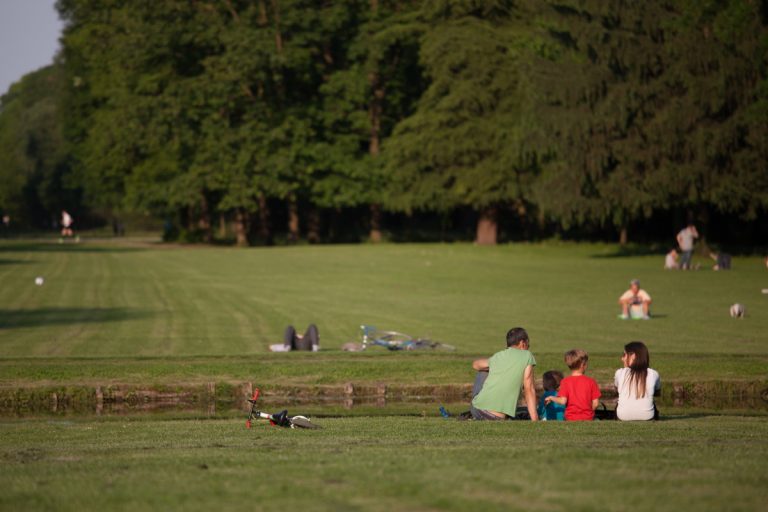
left=468, top=327, right=539, bottom=421
left=618, top=279, right=652, bottom=320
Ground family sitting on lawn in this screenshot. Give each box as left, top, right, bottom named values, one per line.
left=465, top=327, right=660, bottom=422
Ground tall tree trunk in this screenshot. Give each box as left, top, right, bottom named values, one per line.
left=515, top=200, right=528, bottom=240
left=218, top=213, right=227, bottom=240
left=258, top=0, right=267, bottom=25
left=198, top=192, right=213, bottom=243
left=234, top=208, right=249, bottom=247
left=287, top=195, right=300, bottom=242
left=369, top=203, right=383, bottom=243
left=619, top=225, right=628, bottom=246
left=476, top=206, right=498, bottom=245
left=697, top=204, right=710, bottom=253
left=307, top=207, right=321, bottom=244
left=257, top=193, right=272, bottom=245
left=271, top=0, right=283, bottom=53
left=368, top=71, right=385, bottom=243
left=186, top=206, right=194, bottom=233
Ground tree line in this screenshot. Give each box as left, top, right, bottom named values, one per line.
left=1, top=0, right=766, bottom=246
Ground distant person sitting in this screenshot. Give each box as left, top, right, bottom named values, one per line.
left=709, top=252, right=731, bottom=271
left=270, top=324, right=319, bottom=352
left=664, top=249, right=679, bottom=270
left=618, top=279, right=652, bottom=320
left=676, top=223, right=699, bottom=270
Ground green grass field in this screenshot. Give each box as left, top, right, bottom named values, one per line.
left=2, top=415, right=767, bottom=511
left=1, top=239, right=767, bottom=511
left=1, top=239, right=766, bottom=386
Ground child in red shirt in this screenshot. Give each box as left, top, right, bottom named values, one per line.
left=545, top=349, right=601, bottom=421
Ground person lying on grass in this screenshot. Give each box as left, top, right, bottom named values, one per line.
left=469, top=327, right=539, bottom=421
left=545, top=349, right=601, bottom=421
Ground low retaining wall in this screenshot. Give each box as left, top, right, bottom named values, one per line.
left=1, top=380, right=766, bottom=415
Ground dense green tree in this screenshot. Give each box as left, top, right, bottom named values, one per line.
left=383, top=0, right=542, bottom=244
left=311, top=0, right=425, bottom=242
left=647, top=0, right=768, bottom=236
left=529, top=0, right=768, bottom=244
left=1, top=0, right=748, bottom=246
left=0, top=64, right=73, bottom=227
left=526, top=0, right=673, bottom=244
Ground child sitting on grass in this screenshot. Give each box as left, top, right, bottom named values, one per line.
left=538, top=370, right=565, bottom=421
left=545, top=349, right=601, bottom=421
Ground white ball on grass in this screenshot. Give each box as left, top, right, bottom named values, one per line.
left=35, top=276, right=44, bottom=286
left=729, top=303, right=745, bottom=318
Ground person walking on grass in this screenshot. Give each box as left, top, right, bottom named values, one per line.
left=677, top=223, right=699, bottom=270
left=61, top=210, right=74, bottom=238
left=545, top=349, right=601, bottom=421
left=614, top=341, right=660, bottom=421
left=469, top=327, right=539, bottom=421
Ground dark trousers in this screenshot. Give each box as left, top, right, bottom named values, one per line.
left=680, top=250, right=693, bottom=269
left=283, top=324, right=319, bottom=351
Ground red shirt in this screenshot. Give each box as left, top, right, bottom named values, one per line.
left=558, top=375, right=601, bottom=421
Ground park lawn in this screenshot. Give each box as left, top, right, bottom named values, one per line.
left=0, top=239, right=766, bottom=387
left=1, top=414, right=767, bottom=512
left=1, top=353, right=767, bottom=389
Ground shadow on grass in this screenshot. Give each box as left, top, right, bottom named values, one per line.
left=0, top=307, right=153, bottom=329
left=590, top=244, right=664, bottom=258
left=0, top=242, right=145, bottom=254
left=0, top=258, right=31, bottom=265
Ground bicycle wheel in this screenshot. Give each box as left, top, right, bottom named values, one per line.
left=290, top=416, right=322, bottom=429
left=369, top=330, right=412, bottom=350
left=408, top=339, right=455, bottom=351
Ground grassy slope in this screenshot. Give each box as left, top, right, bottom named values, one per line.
left=1, top=415, right=767, bottom=512
left=1, top=240, right=766, bottom=386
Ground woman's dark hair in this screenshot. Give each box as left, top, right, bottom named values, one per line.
left=542, top=370, right=564, bottom=391
left=506, top=327, right=529, bottom=347
left=624, top=341, right=650, bottom=398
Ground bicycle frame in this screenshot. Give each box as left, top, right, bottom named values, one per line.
left=360, top=325, right=452, bottom=351
left=246, top=389, right=321, bottom=429
left=361, top=325, right=414, bottom=350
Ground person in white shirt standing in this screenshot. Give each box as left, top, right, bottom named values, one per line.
left=614, top=341, right=661, bottom=421
left=676, top=223, right=699, bottom=270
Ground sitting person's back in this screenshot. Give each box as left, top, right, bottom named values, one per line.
left=545, top=349, right=601, bottom=421
left=538, top=370, right=565, bottom=421
left=469, top=327, right=539, bottom=421
left=664, top=249, right=679, bottom=269
left=711, top=252, right=731, bottom=270
left=615, top=341, right=660, bottom=421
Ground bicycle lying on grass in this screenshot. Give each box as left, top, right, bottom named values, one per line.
left=245, top=389, right=322, bottom=429
left=342, top=325, right=456, bottom=351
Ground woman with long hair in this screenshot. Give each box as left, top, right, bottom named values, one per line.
left=614, top=341, right=661, bottom=421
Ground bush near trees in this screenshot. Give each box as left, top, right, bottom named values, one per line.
left=0, top=0, right=765, bottom=245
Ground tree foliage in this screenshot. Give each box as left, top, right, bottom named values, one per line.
left=0, top=0, right=764, bottom=244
